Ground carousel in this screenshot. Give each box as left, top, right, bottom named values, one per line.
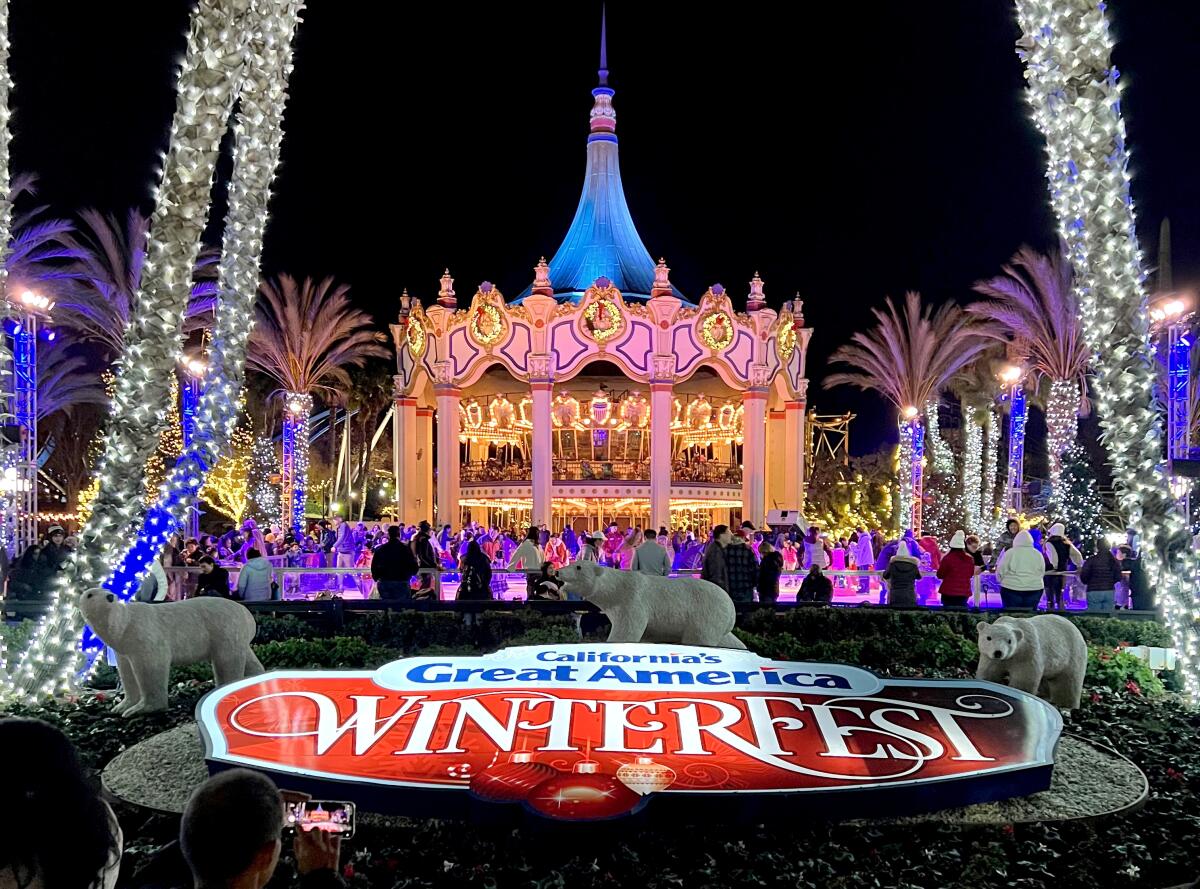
left=389, top=31, right=811, bottom=533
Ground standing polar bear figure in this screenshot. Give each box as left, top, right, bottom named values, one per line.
left=79, top=589, right=263, bottom=717
left=561, top=562, right=746, bottom=649
left=976, top=614, right=1087, bottom=709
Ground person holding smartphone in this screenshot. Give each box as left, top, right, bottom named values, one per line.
left=173, top=769, right=346, bottom=888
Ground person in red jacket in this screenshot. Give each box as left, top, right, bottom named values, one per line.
left=936, top=530, right=978, bottom=608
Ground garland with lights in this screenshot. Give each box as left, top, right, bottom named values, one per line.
left=2, top=0, right=303, bottom=701
left=1016, top=0, right=1200, bottom=695
left=101, top=0, right=305, bottom=606
left=1045, top=377, right=1079, bottom=493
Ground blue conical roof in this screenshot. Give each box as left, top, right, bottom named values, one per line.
left=518, top=14, right=686, bottom=303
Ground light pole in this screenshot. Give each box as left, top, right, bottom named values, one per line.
left=1150, top=295, right=1193, bottom=518
left=998, top=364, right=1026, bottom=514
left=3, top=289, right=53, bottom=556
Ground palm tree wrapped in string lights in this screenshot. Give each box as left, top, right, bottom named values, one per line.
left=970, top=243, right=1089, bottom=495
left=247, top=274, right=388, bottom=531
left=826, top=292, right=999, bottom=535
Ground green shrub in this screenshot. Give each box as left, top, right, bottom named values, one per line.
left=255, top=636, right=395, bottom=670
left=254, top=614, right=325, bottom=643
left=1086, top=646, right=1166, bottom=697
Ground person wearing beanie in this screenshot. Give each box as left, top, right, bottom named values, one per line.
left=1042, top=522, right=1084, bottom=611
left=881, top=537, right=921, bottom=606
left=936, top=530, right=977, bottom=608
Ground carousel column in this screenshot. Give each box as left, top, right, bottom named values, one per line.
left=783, top=379, right=809, bottom=511
left=530, top=356, right=554, bottom=528
left=434, top=374, right=461, bottom=529
left=741, top=371, right=769, bottom=528
left=392, top=381, right=418, bottom=524
left=416, top=406, right=434, bottom=521
left=649, top=361, right=674, bottom=532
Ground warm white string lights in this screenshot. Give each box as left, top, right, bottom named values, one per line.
left=0, top=0, right=15, bottom=684
left=1016, top=0, right=1200, bottom=696
left=104, top=0, right=304, bottom=596
left=982, top=406, right=1001, bottom=538
left=1045, top=377, right=1079, bottom=493
left=1, top=0, right=304, bottom=702
left=962, top=415, right=983, bottom=535
left=925, top=398, right=954, bottom=475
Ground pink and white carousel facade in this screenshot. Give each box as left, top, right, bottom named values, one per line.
left=389, top=33, right=811, bottom=533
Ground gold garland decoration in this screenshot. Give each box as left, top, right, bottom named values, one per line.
left=470, top=303, right=504, bottom=346
left=777, top=317, right=797, bottom=360
left=584, top=298, right=624, bottom=343
left=407, top=317, right=426, bottom=358
left=700, top=310, right=735, bottom=351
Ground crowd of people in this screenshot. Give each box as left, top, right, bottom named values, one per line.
left=2, top=512, right=1153, bottom=614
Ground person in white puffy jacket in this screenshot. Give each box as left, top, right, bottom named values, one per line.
left=996, top=529, right=1046, bottom=610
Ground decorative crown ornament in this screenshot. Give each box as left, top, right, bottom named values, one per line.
left=438, top=269, right=456, bottom=309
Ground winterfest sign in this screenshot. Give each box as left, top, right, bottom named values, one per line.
left=196, top=644, right=1063, bottom=822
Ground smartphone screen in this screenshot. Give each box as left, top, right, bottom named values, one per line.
left=285, top=800, right=356, bottom=839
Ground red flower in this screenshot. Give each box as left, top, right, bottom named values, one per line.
left=1166, top=767, right=1185, bottom=783
left=1125, top=679, right=1142, bottom=696
left=1002, top=824, right=1015, bottom=836
left=343, top=864, right=354, bottom=879
left=1090, top=691, right=1102, bottom=704
left=95, top=693, right=107, bottom=703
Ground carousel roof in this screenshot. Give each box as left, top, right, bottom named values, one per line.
left=516, top=10, right=689, bottom=305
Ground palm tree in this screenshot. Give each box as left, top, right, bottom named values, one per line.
left=54, top=209, right=218, bottom=357
left=969, top=243, right=1089, bottom=492
left=35, top=336, right=107, bottom=421
left=826, top=291, right=999, bottom=534
left=950, top=350, right=1006, bottom=536
left=247, top=274, right=389, bottom=530
left=4, top=173, right=80, bottom=301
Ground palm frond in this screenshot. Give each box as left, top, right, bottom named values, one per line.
left=247, top=275, right=390, bottom=397
left=36, top=337, right=108, bottom=421
left=826, top=291, right=1002, bottom=413
left=969, top=242, right=1089, bottom=399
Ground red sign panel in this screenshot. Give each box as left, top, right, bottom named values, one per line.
left=197, top=644, right=1062, bottom=822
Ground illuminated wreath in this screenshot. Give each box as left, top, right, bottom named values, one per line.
left=776, top=318, right=796, bottom=361
left=700, top=311, right=735, bottom=351
left=470, top=303, right=504, bottom=345
left=407, top=318, right=427, bottom=358
left=584, top=298, right=624, bottom=343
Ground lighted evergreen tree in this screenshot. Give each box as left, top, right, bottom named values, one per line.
left=247, top=434, right=282, bottom=528
left=143, top=374, right=182, bottom=505
left=201, top=423, right=253, bottom=525
left=1049, top=442, right=1105, bottom=554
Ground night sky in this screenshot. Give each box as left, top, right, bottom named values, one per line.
left=8, top=1, right=1200, bottom=453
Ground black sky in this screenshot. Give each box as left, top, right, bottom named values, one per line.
left=8, top=1, right=1200, bottom=453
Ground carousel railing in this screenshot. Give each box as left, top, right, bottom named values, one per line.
left=554, top=459, right=648, bottom=481
left=460, top=461, right=531, bottom=483
left=672, top=462, right=743, bottom=485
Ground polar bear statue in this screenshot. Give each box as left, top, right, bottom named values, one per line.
left=79, top=589, right=263, bottom=717
left=561, top=562, right=746, bottom=649
left=976, top=614, right=1087, bottom=709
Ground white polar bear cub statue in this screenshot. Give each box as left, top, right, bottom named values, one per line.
left=561, top=562, right=746, bottom=649
left=79, top=589, right=263, bottom=717
left=976, top=614, right=1086, bottom=709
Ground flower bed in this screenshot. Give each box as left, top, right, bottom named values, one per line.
left=1, top=609, right=1196, bottom=888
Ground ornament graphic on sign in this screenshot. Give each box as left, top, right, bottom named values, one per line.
left=197, top=644, right=1063, bottom=823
